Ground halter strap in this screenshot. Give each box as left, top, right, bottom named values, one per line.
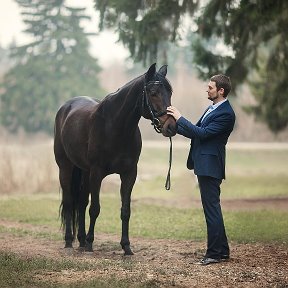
left=143, top=80, right=167, bottom=133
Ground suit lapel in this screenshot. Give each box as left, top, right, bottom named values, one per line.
left=197, top=106, right=210, bottom=126
left=199, top=100, right=230, bottom=125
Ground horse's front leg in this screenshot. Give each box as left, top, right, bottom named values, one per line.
left=120, top=168, right=137, bottom=255
left=85, top=168, right=103, bottom=252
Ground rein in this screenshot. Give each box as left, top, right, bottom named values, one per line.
left=165, top=136, right=172, bottom=190
left=142, top=80, right=173, bottom=191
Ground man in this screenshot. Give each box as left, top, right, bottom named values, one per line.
left=167, top=74, right=235, bottom=265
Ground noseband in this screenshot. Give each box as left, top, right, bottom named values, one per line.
left=142, top=80, right=167, bottom=133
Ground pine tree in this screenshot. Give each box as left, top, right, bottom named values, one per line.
left=94, top=0, right=288, bottom=133
left=0, top=0, right=104, bottom=134
left=192, top=0, right=288, bottom=133
left=95, top=0, right=198, bottom=65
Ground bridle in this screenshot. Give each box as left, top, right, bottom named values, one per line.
left=142, top=80, right=173, bottom=190
left=142, top=80, right=168, bottom=133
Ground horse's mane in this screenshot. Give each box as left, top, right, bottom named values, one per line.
left=100, top=74, right=144, bottom=103
left=99, top=69, right=172, bottom=106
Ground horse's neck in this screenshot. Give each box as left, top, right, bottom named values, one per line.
left=100, top=77, right=144, bottom=132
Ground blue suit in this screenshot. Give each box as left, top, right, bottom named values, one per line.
left=176, top=100, right=235, bottom=259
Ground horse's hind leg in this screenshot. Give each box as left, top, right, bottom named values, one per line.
left=77, top=171, right=89, bottom=250
left=85, top=168, right=103, bottom=252
left=120, top=168, right=137, bottom=255
left=59, top=163, right=74, bottom=248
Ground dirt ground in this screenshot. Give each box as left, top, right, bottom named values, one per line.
left=0, top=218, right=287, bottom=288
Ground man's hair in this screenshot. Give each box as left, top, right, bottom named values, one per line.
left=210, top=74, right=231, bottom=97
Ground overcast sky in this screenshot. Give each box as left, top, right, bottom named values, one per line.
left=0, top=0, right=129, bottom=67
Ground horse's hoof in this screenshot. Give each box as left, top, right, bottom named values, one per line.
left=85, top=242, right=93, bottom=252
left=64, top=243, right=73, bottom=248
left=77, top=246, right=85, bottom=252
left=123, top=246, right=134, bottom=256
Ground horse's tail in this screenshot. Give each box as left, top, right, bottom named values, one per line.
left=60, top=166, right=82, bottom=240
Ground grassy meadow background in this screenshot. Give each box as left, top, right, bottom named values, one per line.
left=0, top=138, right=287, bottom=244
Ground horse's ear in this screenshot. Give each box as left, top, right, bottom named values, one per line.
left=158, top=65, right=167, bottom=77
left=146, top=63, right=156, bottom=82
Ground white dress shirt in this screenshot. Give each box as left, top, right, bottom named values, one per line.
left=201, top=99, right=227, bottom=122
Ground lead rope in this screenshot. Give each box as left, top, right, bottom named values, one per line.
left=142, top=85, right=172, bottom=190
left=165, top=136, right=173, bottom=190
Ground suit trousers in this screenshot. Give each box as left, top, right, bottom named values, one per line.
left=197, top=175, right=229, bottom=259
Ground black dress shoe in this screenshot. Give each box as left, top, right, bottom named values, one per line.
left=196, top=257, right=221, bottom=265
left=221, top=255, right=230, bottom=261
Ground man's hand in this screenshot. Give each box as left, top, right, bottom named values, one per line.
left=167, top=106, right=182, bottom=121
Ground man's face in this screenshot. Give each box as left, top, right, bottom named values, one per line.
left=207, top=81, right=224, bottom=102
left=207, top=81, right=218, bottom=101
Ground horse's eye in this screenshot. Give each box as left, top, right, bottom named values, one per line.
left=150, top=90, right=157, bottom=97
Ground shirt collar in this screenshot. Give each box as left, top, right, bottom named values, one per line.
left=211, top=98, right=227, bottom=110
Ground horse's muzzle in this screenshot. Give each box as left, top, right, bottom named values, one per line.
left=161, top=116, right=177, bottom=137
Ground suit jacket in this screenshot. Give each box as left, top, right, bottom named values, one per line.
left=176, top=100, right=235, bottom=179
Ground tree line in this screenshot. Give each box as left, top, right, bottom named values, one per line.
left=0, top=0, right=287, bottom=134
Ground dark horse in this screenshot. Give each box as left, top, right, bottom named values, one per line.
left=54, top=63, right=176, bottom=255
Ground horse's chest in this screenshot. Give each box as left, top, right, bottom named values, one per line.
left=89, top=146, right=141, bottom=173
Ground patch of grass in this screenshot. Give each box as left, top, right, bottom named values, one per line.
left=0, top=196, right=59, bottom=226
left=0, top=251, right=90, bottom=288
left=0, top=225, right=61, bottom=240
left=225, top=210, right=288, bottom=243
left=0, top=196, right=287, bottom=244
left=0, top=147, right=287, bottom=246
left=129, top=203, right=288, bottom=244
left=79, top=277, right=162, bottom=288
left=130, top=204, right=206, bottom=240
left=227, top=150, right=288, bottom=176
left=0, top=251, right=152, bottom=288
left=133, top=172, right=288, bottom=202
left=221, top=174, right=288, bottom=199
left=135, top=148, right=288, bottom=200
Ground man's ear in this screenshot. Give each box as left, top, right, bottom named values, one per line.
left=158, top=65, right=167, bottom=77
left=219, top=87, right=225, bottom=96
left=145, top=63, right=156, bottom=82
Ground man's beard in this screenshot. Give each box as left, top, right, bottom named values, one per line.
left=208, top=94, right=219, bottom=101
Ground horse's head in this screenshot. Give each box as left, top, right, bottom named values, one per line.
left=142, top=63, right=177, bottom=137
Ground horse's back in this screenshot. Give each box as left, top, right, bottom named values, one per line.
left=55, top=96, right=99, bottom=126
left=58, top=95, right=98, bottom=115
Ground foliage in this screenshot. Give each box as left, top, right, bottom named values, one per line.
left=94, top=0, right=288, bottom=133
left=94, top=0, right=198, bottom=65
left=193, top=0, right=288, bottom=133
left=245, top=46, right=288, bottom=132
left=0, top=0, right=104, bottom=134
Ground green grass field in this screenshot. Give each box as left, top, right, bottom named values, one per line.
left=0, top=144, right=288, bottom=287
left=135, top=144, right=288, bottom=200
left=0, top=145, right=287, bottom=244
left=0, top=193, right=287, bottom=244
